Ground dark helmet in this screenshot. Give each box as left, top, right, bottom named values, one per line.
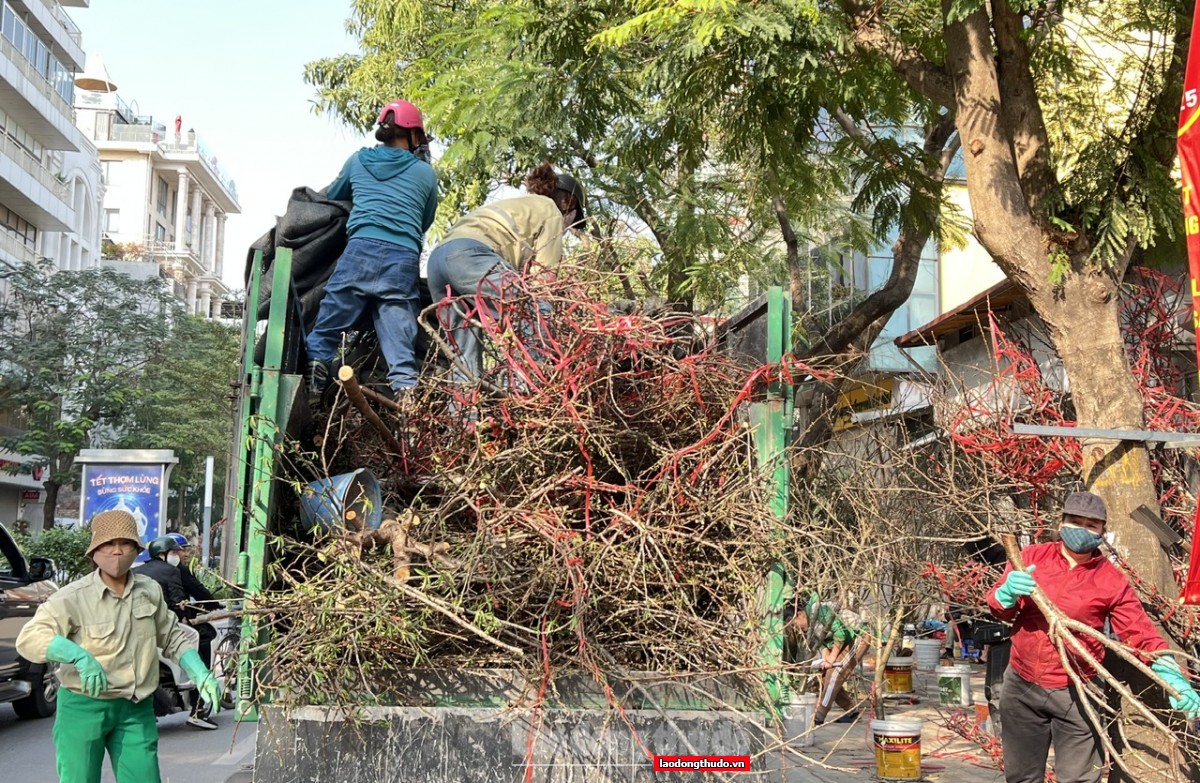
left=147, top=535, right=183, bottom=559
left=556, top=173, right=587, bottom=228
left=166, top=532, right=189, bottom=549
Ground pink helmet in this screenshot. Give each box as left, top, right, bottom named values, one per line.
left=376, top=100, right=424, bottom=130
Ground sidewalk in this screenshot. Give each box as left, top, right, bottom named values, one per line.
left=785, top=664, right=1005, bottom=782
left=221, top=666, right=1007, bottom=782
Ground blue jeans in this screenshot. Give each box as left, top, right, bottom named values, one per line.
left=427, top=238, right=520, bottom=383
left=306, top=237, right=421, bottom=390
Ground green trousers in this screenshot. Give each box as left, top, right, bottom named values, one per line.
left=54, top=688, right=161, bottom=783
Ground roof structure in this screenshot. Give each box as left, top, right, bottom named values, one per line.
left=894, top=279, right=1025, bottom=349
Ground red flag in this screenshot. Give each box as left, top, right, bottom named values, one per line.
left=1179, top=0, right=1200, bottom=604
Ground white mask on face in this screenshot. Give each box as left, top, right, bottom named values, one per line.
left=166, top=553, right=181, bottom=567
left=562, top=209, right=577, bottom=230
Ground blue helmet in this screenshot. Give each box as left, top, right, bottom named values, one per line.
left=166, top=532, right=190, bottom=548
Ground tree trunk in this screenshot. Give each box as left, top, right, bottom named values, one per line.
left=42, top=479, right=59, bottom=531
left=1030, top=273, right=1177, bottom=597
left=941, top=2, right=1175, bottom=596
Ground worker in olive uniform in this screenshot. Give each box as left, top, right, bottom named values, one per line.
left=16, top=511, right=222, bottom=783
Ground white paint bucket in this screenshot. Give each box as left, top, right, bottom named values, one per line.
left=936, top=664, right=973, bottom=707
left=871, top=719, right=922, bottom=779
left=912, top=638, right=942, bottom=671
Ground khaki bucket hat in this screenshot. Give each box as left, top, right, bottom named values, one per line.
left=86, top=510, right=143, bottom=556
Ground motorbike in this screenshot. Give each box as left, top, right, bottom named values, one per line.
left=152, top=622, right=205, bottom=719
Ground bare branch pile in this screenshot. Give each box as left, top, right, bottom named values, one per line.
left=256, top=267, right=789, bottom=704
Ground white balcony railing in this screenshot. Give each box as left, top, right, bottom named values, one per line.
left=159, top=138, right=238, bottom=202
left=139, top=235, right=206, bottom=279
left=0, top=31, right=72, bottom=122
left=0, top=131, right=69, bottom=202
left=50, top=2, right=82, bottom=46
left=107, top=123, right=161, bottom=144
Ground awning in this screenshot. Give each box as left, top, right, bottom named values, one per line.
left=894, top=280, right=1025, bottom=349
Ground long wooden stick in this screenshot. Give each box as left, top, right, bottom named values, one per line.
left=337, top=365, right=407, bottom=456
left=359, top=383, right=403, bottom=411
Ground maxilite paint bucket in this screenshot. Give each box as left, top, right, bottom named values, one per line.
left=871, top=719, right=923, bottom=780
left=884, top=656, right=914, bottom=694
left=936, top=664, right=973, bottom=707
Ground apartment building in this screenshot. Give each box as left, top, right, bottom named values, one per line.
left=74, top=72, right=240, bottom=318
left=0, top=0, right=102, bottom=526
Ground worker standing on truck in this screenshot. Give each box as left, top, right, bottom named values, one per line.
left=16, top=510, right=222, bottom=783
left=986, top=491, right=1200, bottom=783
left=306, top=99, right=440, bottom=406
left=426, top=161, right=586, bottom=383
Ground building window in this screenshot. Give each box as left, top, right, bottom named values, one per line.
left=155, top=223, right=167, bottom=242
left=157, top=177, right=169, bottom=218
left=104, top=208, right=120, bottom=233
left=0, top=2, right=73, bottom=105
left=100, top=160, right=115, bottom=185
left=1, top=203, right=37, bottom=249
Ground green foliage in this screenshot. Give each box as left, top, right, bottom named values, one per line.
left=0, top=261, right=180, bottom=524
left=13, top=525, right=93, bottom=581
left=121, top=315, right=239, bottom=522
left=303, top=0, right=948, bottom=313
left=190, top=561, right=231, bottom=600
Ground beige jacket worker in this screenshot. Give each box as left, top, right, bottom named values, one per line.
left=443, top=195, right=564, bottom=270
left=17, top=569, right=195, bottom=701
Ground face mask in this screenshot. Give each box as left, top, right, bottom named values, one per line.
left=94, top=548, right=138, bottom=580
left=1060, top=524, right=1105, bottom=554
left=167, top=553, right=181, bottom=567
left=562, top=209, right=578, bottom=229
left=413, top=143, right=432, bottom=164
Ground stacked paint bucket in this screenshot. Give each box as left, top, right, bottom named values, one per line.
left=871, top=719, right=923, bottom=779
left=883, top=655, right=914, bottom=695
left=912, top=638, right=942, bottom=671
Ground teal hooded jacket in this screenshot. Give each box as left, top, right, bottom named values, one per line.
left=325, top=146, right=439, bottom=252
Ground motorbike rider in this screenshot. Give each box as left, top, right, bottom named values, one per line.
left=143, top=535, right=217, bottom=730
left=165, top=532, right=216, bottom=607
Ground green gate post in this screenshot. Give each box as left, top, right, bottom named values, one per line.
left=233, top=248, right=294, bottom=721
left=751, top=286, right=793, bottom=717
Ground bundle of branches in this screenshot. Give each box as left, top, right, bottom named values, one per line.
left=787, top=396, right=1199, bottom=779
left=257, top=265, right=791, bottom=706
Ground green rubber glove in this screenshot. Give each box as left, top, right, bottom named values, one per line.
left=994, top=565, right=1037, bottom=609
left=1152, top=655, right=1200, bottom=716
left=46, top=635, right=108, bottom=697
left=179, top=648, right=222, bottom=713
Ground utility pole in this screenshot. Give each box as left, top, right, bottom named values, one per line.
left=201, top=455, right=214, bottom=566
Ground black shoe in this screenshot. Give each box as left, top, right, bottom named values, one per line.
left=187, top=713, right=218, bottom=730
left=833, top=710, right=861, bottom=724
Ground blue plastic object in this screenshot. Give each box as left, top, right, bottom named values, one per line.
left=299, top=469, right=383, bottom=532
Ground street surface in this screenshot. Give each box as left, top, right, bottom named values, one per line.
left=0, top=702, right=254, bottom=783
